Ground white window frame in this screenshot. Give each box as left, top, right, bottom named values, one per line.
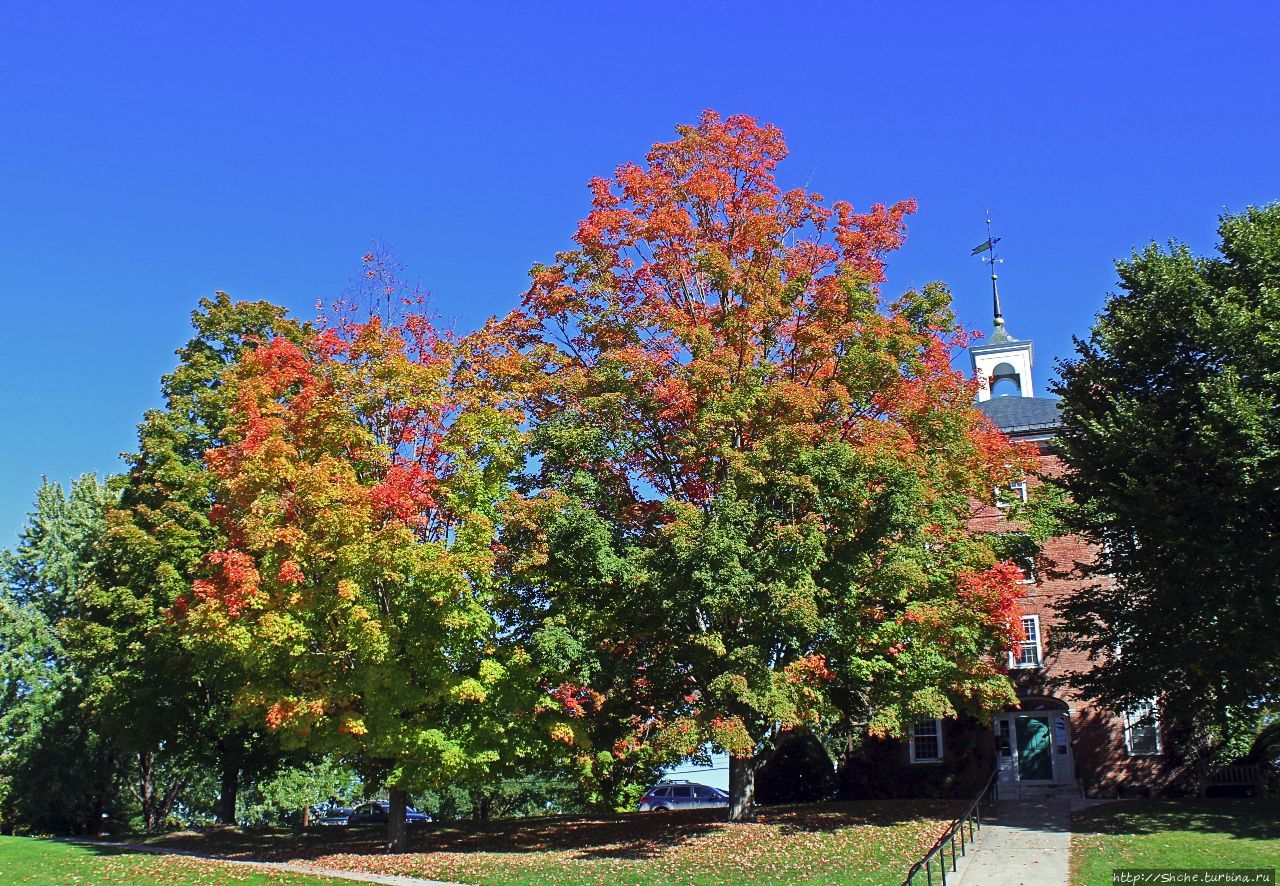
left=1123, top=702, right=1163, bottom=756
left=995, top=479, right=1029, bottom=510
left=909, top=718, right=944, bottom=763
left=1009, top=615, right=1042, bottom=669
left=1015, top=553, right=1036, bottom=584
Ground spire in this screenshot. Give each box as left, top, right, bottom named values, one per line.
left=972, top=211, right=1011, bottom=343
left=986, top=211, right=1005, bottom=330
left=969, top=216, right=1034, bottom=401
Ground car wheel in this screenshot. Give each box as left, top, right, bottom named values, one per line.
left=653, top=806, right=669, bottom=812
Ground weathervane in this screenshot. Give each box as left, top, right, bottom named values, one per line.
left=971, top=210, right=1005, bottom=329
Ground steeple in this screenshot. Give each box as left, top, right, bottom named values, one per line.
left=970, top=215, right=1034, bottom=402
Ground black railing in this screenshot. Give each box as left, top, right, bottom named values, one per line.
left=901, top=770, right=999, bottom=886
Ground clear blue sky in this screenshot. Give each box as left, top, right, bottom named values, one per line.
left=2, top=2, right=1278, bottom=537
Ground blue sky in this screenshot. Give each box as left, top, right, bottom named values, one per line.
left=2, top=2, right=1278, bottom=537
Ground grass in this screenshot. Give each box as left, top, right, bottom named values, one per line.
left=128, top=800, right=963, bottom=886
left=0, top=835, right=345, bottom=885
left=1070, top=799, right=1280, bottom=885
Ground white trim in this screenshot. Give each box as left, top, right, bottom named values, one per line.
left=994, top=709, right=1077, bottom=785
left=994, top=479, right=1029, bottom=509
left=1009, top=615, right=1042, bottom=669
left=1123, top=702, right=1163, bottom=756
left=909, top=718, right=944, bottom=763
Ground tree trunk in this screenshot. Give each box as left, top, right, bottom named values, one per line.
left=134, top=752, right=159, bottom=835
left=217, top=758, right=239, bottom=825
left=728, top=755, right=756, bottom=822
left=387, top=786, right=408, bottom=852
left=131, top=752, right=186, bottom=834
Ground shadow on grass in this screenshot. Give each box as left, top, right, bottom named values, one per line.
left=127, top=799, right=961, bottom=862
left=55, top=839, right=142, bottom=857
left=1072, top=799, right=1280, bottom=842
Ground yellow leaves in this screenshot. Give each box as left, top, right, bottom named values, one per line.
left=690, top=632, right=727, bottom=657
left=336, top=579, right=359, bottom=601
left=478, top=657, right=505, bottom=685
left=549, top=722, right=576, bottom=746
left=866, top=709, right=901, bottom=739
left=340, top=716, right=368, bottom=736
left=451, top=678, right=488, bottom=704
left=709, top=715, right=756, bottom=757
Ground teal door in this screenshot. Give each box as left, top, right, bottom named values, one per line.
left=1016, top=715, right=1053, bottom=781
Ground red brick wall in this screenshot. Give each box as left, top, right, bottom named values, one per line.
left=969, top=438, right=1181, bottom=796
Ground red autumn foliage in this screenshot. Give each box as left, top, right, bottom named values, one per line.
left=957, top=561, right=1030, bottom=647
left=522, top=110, right=928, bottom=506
left=191, top=549, right=260, bottom=617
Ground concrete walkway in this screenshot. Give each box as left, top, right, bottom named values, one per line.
left=951, top=798, right=1072, bottom=886
left=63, top=839, right=472, bottom=886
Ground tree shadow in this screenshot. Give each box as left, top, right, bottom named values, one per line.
left=128, top=799, right=959, bottom=862
left=1072, top=799, right=1280, bottom=842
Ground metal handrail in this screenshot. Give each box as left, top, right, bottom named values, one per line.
left=901, top=770, right=999, bottom=886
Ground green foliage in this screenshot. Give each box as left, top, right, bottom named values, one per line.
left=237, top=759, right=363, bottom=826
left=511, top=115, right=1031, bottom=822
left=1052, top=204, right=1280, bottom=741
left=418, top=773, right=578, bottom=821
left=178, top=268, right=527, bottom=836
left=0, top=476, right=122, bottom=834
left=1, top=476, right=115, bottom=624
left=71, top=293, right=304, bottom=831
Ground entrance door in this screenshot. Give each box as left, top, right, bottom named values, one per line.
left=1015, top=715, right=1054, bottom=781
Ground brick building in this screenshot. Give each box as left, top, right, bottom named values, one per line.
left=841, top=304, right=1181, bottom=800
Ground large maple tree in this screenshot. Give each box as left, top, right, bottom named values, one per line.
left=509, top=111, right=1031, bottom=819
left=180, top=257, right=524, bottom=848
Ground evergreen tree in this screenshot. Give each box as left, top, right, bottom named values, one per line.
left=0, top=476, right=122, bottom=834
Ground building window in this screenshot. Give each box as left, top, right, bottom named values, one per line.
left=995, top=479, right=1029, bottom=509
left=998, top=532, right=1037, bottom=584
left=1124, top=702, right=1163, bottom=756
left=1010, top=615, right=1042, bottom=669
left=909, top=718, right=943, bottom=763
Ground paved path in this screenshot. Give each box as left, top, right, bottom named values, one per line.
left=63, top=839, right=472, bottom=886
left=951, top=798, right=1073, bottom=886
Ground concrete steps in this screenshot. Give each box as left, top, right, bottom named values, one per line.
left=1004, top=781, right=1082, bottom=801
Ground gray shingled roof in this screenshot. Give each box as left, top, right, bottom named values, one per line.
left=977, top=396, right=1062, bottom=435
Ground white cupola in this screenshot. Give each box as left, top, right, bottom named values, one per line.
left=970, top=261, right=1034, bottom=401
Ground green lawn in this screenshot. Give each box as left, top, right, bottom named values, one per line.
left=1071, top=799, right=1280, bottom=886
left=132, top=801, right=961, bottom=886
left=0, top=836, right=345, bottom=886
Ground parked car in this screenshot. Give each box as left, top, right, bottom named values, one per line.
left=637, top=780, right=729, bottom=812
left=315, top=806, right=352, bottom=826
left=347, top=802, right=431, bottom=825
